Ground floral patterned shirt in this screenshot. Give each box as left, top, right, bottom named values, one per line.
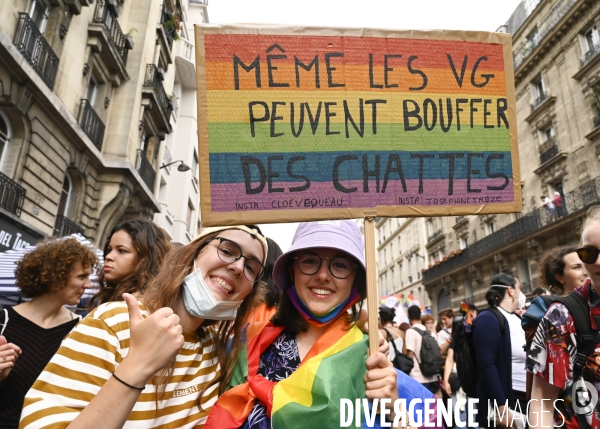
left=526, top=280, right=600, bottom=428
left=241, top=330, right=301, bottom=429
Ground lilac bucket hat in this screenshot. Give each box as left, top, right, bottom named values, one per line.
left=272, top=220, right=365, bottom=290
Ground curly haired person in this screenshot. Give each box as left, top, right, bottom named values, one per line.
left=0, top=237, right=98, bottom=429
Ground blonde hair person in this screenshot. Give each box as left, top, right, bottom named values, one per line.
left=20, top=225, right=267, bottom=429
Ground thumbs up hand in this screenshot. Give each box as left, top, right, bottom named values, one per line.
left=0, top=335, right=21, bottom=382
left=120, top=294, right=184, bottom=384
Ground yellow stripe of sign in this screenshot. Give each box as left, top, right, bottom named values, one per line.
left=206, top=90, right=508, bottom=127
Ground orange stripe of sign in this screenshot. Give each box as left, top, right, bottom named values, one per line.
left=205, top=62, right=506, bottom=94
left=203, top=34, right=505, bottom=69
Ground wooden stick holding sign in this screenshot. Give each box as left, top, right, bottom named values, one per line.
left=363, top=215, right=380, bottom=354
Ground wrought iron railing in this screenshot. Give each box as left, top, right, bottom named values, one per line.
left=531, top=91, right=548, bottom=111
left=137, top=149, right=156, bottom=192
left=581, top=41, right=600, bottom=67
left=143, top=64, right=171, bottom=119
left=54, top=215, right=84, bottom=237
left=539, top=143, right=559, bottom=164
left=79, top=99, right=105, bottom=150
left=160, top=5, right=176, bottom=50
left=428, top=229, right=443, bottom=243
left=423, top=176, right=600, bottom=282
left=13, top=13, right=59, bottom=89
left=0, top=171, right=26, bottom=217
left=513, top=0, right=578, bottom=69
left=93, top=0, right=130, bottom=65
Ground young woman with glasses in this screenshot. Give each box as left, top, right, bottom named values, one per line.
left=205, top=221, right=440, bottom=429
left=20, top=225, right=268, bottom=429
left=528, top=206, right=600, bottom=428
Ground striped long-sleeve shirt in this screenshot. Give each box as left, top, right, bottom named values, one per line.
left=20, top=301, right=220, bottom=429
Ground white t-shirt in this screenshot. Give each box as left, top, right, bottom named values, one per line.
left=405, top=323, right=437, bottom=383
left=437, top=328, right=451, bottom=347
left=498, top=306, right=527, bottom=392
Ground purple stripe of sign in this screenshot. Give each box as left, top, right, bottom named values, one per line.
left=211, top=179, right=514, bottom=212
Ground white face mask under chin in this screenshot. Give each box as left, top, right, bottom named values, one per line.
left=181, top=265, right=243, bottom=321
left=492, top=284, right=526, bottom=311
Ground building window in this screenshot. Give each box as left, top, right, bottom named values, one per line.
left=413, top=222, right=419, bottom=243
left=397, top=236, right=402, bottom=253
left=526, top=27, right=540, bottom=51
left=186, top=200, right=194, bottom=233
left=87, top=75, right=99, bottom=108
left=517, top=259, right=533, bottom=293
left=459, top=236, right=468, bottom=250
left=192, top=150, right=198, bottom=177
left=383, top=248, right=387, bottom=265
left=406, top=228, right=411, bottom=248
left=582, top=25, right=600, bottom=54
left=56, top=173, right=73, bottom=221
left=532, top=76, right=545, bottom=97
left=29, top=0, right=50, bottom=32
left=0, top=110, right=12, bottom=169
left=485, top=220, right=495, bottom=236
left=541, top=126, right=554, bottom=142
left=464, top=279, right=473, bottom=300
left=390, top=241, right=394, bottom=258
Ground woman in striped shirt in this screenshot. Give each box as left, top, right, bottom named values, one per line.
left=20, top=225, right=268, bottom=429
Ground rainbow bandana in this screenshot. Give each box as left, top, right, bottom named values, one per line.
left=286, top=285, right=360, bottom=327
left=204, top=316, right=368, bottom=429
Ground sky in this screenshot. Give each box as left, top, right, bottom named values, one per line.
left=206, top=0, right=524, bottom=251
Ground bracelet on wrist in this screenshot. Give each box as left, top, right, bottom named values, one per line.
left=112, top=372, right=145, bottom=391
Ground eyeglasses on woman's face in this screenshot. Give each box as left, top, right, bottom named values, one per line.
left=576, top=247, right=600, bottom=265
left=208, top=237, right=264, bottom=282
left=294, top=253, right=357, bottom=279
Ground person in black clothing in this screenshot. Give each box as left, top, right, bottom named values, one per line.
left=0, top=237, right=98, bottom=429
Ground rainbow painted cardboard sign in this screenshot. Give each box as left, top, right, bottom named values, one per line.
left=194, top=25, right=520, bottom=226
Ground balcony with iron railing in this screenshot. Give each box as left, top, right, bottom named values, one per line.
left=13, top=13, right=59, bottom=89
left=531, top=91, right=548, bottom=112
left=428, top=229, right=443, bottom=243
left=581, top=41, right=600, bottom=68
left=93, top=0, right=129, bottom=64
left=513, top=0, right=578, bottom=70
left=137, top=149, right=156, bottom=192
left=78, top=99, right=105, bottom=150
left=142, top=64, right=173, bottom=133
left=0, top=172, right=26, bottom=217
left=423, top=176, right=600, bottom=283
left=160, top=5, right=178, bottom=51
left=539, top=141, right=559, bottom=164
left=53, top=215, right=84, bottom=237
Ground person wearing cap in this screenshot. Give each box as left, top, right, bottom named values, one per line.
left=205, top=220, right=441, bottom=429
left=20, top=225, right=268, bottom=429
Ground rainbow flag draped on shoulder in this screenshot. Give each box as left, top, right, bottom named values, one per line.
left=205, top=317, right=368, bottom=429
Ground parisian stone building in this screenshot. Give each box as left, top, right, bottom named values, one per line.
left=419, top=0, right=600, bottom=313
left=0, top=0, right=207, bottom=303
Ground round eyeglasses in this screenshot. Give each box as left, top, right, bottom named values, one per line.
left=294, top=253, right=357, bottom=279
left=208, top=237, right=264, bottom=282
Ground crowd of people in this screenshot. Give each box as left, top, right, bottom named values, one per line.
left=1, top=206, right=600, bottom=428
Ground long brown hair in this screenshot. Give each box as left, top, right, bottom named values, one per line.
left=92, top=219, right=172, bottom=307
left=143, top=227, right=264, bottom=401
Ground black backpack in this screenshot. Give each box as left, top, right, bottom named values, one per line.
left=382, top=327, right=414, bottom=374
left=412, top=327, right=444, bottom=377
left=551, top=292, right=600, bottom=429
left=453, top=307, right=505, bottom=398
